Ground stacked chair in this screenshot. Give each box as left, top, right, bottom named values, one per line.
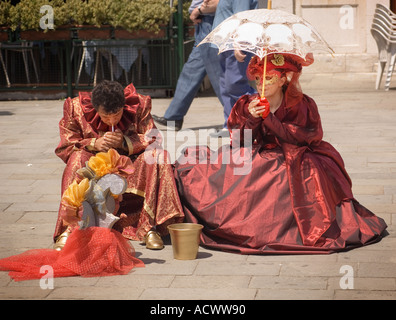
left=371, top=3, right=396, bottom=90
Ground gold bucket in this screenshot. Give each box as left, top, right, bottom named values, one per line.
left=167, top=223, right=203, bottom=260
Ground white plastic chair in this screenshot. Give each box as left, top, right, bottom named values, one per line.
left=371, top=5, right=396, bottom=90
left=376, top=3, right=396, bottom=20
left=0, top=42, right=39, bottom=86
left=75, top=41, right=115, bottom=87
left=0, top=48, right=11, bottom=87
left=371, top=25, right=388, bottom=90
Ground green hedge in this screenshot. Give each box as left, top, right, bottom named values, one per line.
left=0, top=0, right=191, bottom=33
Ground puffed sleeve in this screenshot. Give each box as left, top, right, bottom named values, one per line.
left=122, top=86, right=162, bottom=156
left=55, top=98, right=96, bottom=163
left=227, top=94, right=265, bottom=146
left=262, top=95, right=323, bottom=147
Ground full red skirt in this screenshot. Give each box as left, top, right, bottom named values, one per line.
left=174, top=145, right=387, bottom=254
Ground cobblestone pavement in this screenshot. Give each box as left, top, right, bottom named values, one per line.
left=0, top=72, right=395, bottom=300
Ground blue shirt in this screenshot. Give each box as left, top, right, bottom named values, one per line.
left=189, top=0, right=203, bottom=13
left=213, top=0, right=258, bottom=28
left=189, top=0, right=216, bottom=16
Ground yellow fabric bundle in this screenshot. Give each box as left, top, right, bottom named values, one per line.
left=62, top=178, right=90, bottom=208
left=88, top=148, right=120, bottom=178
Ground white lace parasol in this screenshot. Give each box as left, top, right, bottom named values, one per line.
left=199, top=9, right=334, bottom=60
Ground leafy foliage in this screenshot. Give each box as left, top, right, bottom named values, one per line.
left=0, top=0, right=189, bottom=32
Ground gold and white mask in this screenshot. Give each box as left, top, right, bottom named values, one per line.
left=255, top=70, right=282, bottom=92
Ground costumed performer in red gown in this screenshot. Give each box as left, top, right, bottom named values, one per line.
left=54, top=80, right=184, bottom=250
left=174, top=53, right=387, bottom=254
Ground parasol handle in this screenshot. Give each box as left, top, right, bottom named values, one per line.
left=261, top=0, right=271, bottom=98
left=261, top=54, right=267, bottom=99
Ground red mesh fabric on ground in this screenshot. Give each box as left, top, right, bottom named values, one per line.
left=0, top=227, right=144, bottom=281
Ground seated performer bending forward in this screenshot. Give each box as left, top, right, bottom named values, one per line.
left=54, top=80, right=184, bottom=250
left=174, top=53, right=387, bottom=254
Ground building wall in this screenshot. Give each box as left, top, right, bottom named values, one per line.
left=258, top=0, right=391, bottom=74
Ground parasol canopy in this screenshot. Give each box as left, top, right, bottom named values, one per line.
left=199, top=8, right=334, bottom=60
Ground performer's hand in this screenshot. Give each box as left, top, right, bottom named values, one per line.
left=94, top=136, right=112, bottom=152
left=103, top=129, right=124, bottom=149
left=248, top=99, right=260, bottom=118
left=248, top=98, right=270, bottom=118
left=234, top=50, right=246, bottom=62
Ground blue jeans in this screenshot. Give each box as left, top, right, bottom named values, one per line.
left=219, top=51, right=256, bottom=128
left=164, top=16, right=223, bottom=121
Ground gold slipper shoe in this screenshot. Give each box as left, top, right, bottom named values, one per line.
left=143, top=230, right=164, bottom=250
left=53, top=230, right=71, bottom=251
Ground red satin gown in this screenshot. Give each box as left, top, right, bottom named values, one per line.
left=174, top=93, right=387, bottom=254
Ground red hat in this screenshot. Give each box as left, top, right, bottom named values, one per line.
left=247, top=53, right=313, bottom=80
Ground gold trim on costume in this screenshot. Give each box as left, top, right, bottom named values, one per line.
left=87, top=138, right=96, bottom=151
left=143, top=202, right=155, bottom=220
left=123, top=136, right=134, bottom=156
left=126, top=187, right=145, bottom=198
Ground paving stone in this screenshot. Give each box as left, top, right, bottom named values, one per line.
left=132, top=261, right=198, bottom=276
left=357, top=262, right=396, bottom=278
left=246, top=252, right=338, bottom=263
left=195, top=261, right=280, bottom=276
left=171, top=275, right=251, bottom=289
left=337, top=249, right=396, bottom=263
left=327, top=276, right=396, bottom=291
left=7, top=275, right=99, bottom=288
left=96, top=274, right=174, bottom=288
left=249, top=275, right=327, bottom=290
left=256, top=288, right=335, bottom=300
left=46, top=287, right=144, bottom=300
left=334, top=289, right=396, bottom=300
left=139, top=287, right=257, bottom=300
left=279, top=262, right=358, bottom=277
left=0, top=286, right=50, bottom=300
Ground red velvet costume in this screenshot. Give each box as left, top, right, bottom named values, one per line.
left=174, top=92, right=387, bottom=254
left=54, top=83, right=184, bottom=241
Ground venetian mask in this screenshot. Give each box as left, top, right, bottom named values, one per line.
left=255, top=70, right=282, bottom=89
